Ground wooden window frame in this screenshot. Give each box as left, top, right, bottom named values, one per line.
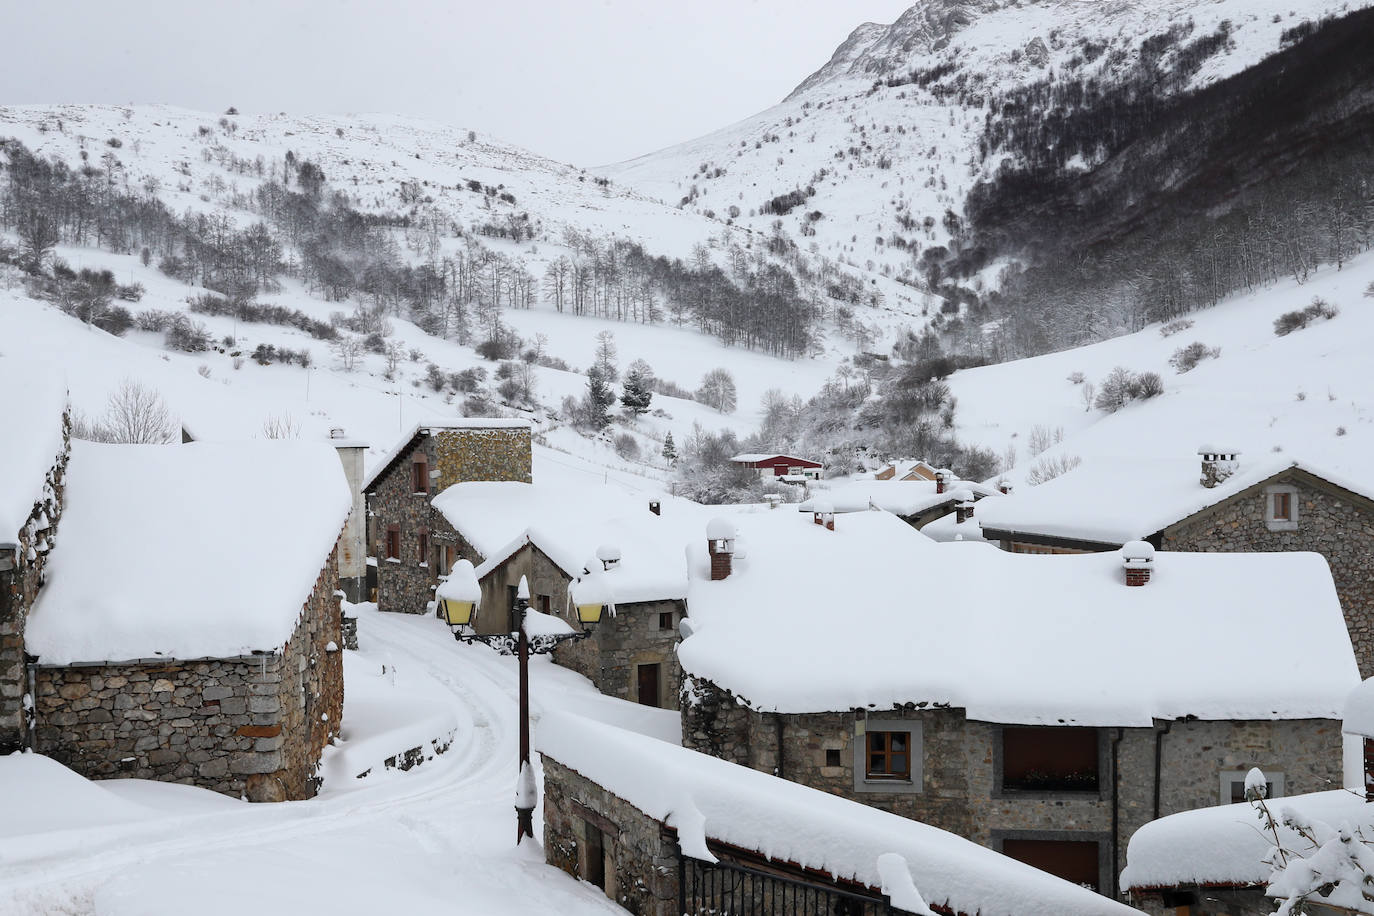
left=385, top=524, right=401, bottom=561
left=865, top=730, right=911, bottom=780
left=658, top=611, right=674, bottom=630
left=411, top=454, right=430, bottom=495
left=417, top=528, right=430, bottom=566
left=1265, top=484, right=1300, bottom=531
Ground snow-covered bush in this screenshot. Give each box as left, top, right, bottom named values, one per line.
left=1159, top=318, right=1195, bottom=338
left=1025, top=453, right=1082, bottom=486
left=1274, top=298, right=1339, bottom=336
left=696, top=368, right=738, bottom=414
left=1094, top=367, right=1162, bottom=411
left=613, top=433, right=640, bottom=460
left=1169, top=341, right=1222, bottom=373
left=164, top=315, right=210, bottom=352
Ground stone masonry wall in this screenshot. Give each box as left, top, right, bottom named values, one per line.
left=33, top=545, right=344, bottom=802
left=370, top=426, right=530, bottom=616
left=1163, top=470, right=1374, bottom=678
left=555, top=599, right=685, bottom=709
left=543, top=755, right=682, bottom=916
left=476, top=543, right=570, bottom=635
left=682, top=678, right=1342, bottom=894
left=0, top=410, right=69, bottom=754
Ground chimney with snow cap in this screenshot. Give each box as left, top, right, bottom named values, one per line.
left=596, top=544, right=621, bottom=571
left=1198, top=447, right=1240, bottom=489
left=998, top=481, right=1014, bottom=496
left=934, top=469, right=951, bottom=495
left=649, top=500, right=661, bottom=516
left=1122, top=540, right=1155, bottom=587
left=706, top=518, right=736, bottom=581
left=812, top=499, right=835, bottom=531
left=953, top=488, right=975, bottom=524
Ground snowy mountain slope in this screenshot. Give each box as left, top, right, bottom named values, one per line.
left=946, top=249, right=1374, bottom=487
left=607, top=0, right=1368, bottom=290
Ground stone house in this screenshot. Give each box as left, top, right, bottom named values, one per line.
left=23, top=440, right=353, bottom=801
left=362, top=420, right=532, bottom=614
left=978, top=451, right=1374, bottom=677
left=677, top=509, right=1358, bottom=898
left=0, top=371, right=70, bottom=754
left=538, top=711, right=1143, bottom=916
left=432, top=484, right=699, bottom=709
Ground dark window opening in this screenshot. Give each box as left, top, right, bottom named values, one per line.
left=1002, top=727, right=1099, bottom=792
left=412, top=456, right=430, bottom=494
left=584, top=822, right=606, bottom=890
left=866, top=730, right=910, bottom=780
left=825, top=748, right=842, bottom=768
left=385, top=525, right=400, bottom=560
left=417, top=529, right=430, bottom=565
left=659, top=611, right=674, bottom=630
left=1273, top=492, right=1292, bottom=521
left=538, top=594, right=551, bottom=614
left=637, top=663, right=661, bottom=708
left=1229, top=777, right=1275, bottom=804
left=1002, top=839, right=1099, bottom=892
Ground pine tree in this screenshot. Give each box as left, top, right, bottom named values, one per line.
left=620, top=363, right=653, bottom=416
left=585, top=365, right=615, bottom=431
left=662, top=431, right=677, bottom=464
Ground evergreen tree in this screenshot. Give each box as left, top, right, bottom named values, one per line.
left=620, top=362, right=653, bottom=416
left=585, top=365, right=615, bottom=431
left=662, top=431, right=677, bottom=464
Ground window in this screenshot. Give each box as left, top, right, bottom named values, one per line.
left=1001, top=839, right=1101, bottom=892
left=583, top=821, right=606, bottom=890
left=1001, top=727, right=1099, bottom=793
left=437, top=545, right=456, bottom=577
left=658, top=611, right=674, bottom=630
left=385, top=525, right=400, bottom=561
left=853, top=719, right=922, bottom=793
left=1220, top=770, right=1284, bottom=804
left=411, top=455, right=430, bottom=494
left=416, top=529, right=429, bottom=566
left=538, top=594, right=551, bottom=614
left=825, top=748, right=842, bottom=768
left=1265, top=484, right=1300, bottom=532
left=866, top=730, right=911, bottom=780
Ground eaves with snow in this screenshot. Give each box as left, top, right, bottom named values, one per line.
left=678, top=510, right=1358, bottom=726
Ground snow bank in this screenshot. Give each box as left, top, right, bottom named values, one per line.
left=0, top=752, right=153, bottom=838
left=1121, top=790, right=1374, bottom=891
left=26, top=440, right=353, bottom=664
left=537, top=713, right=1139, bottom=916
left=0, top=352, right=66, bottom=545
left=678, top=511, right=1357, bottom=724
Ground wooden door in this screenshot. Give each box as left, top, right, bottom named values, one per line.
left=637, top=663, right=661, bottom=708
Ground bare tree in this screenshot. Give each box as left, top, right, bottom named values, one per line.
left=261, top=413, right=301, bottom=439
left=696, top=367, right=738, bottom=414
left=333, top=336, right=363, bottom=371
left=74, top=378, right=177, bottom=444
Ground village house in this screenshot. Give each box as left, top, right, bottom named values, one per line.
left=729, top=452, right=823, bottom=481
left=977, top=450, right=1374, bottom=677
left=799, top=474, right=996, bottom=531
left=1122, top=679, right=1374, bottom=915
left=431, top=480, right=703, bottom=709
left=875, top=459, right=939, bottom=482
left=22, top=438, right=352, bottom=802
left=538, top=711, right=1143, bottom=916
left=0, top=371, right=70, bottom=755
left=362, top=419, right=532, bottom=615
left=677, top=509, right=1358, bottom=897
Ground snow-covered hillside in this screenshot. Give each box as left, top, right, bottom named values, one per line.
left=607, top=0, right=1368, bottom=288
left=948, top=249, right=1374, bottom=486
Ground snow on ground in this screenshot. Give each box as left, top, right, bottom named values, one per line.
left=0, top=606, right=678, bottom=915
left=948, top=250, right=1374, bottom=488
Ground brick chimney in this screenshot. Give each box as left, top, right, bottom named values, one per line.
left=1122, top=540, right=1155, bottom=587
left=1198, top=447, right=1240, bottom=489
left=934, top=469, right=949, bottom=495
left=955, top=500, right=975, bottom=524
left=998, top=481, right=1014, bottom=496
left=706, top=518, right=736, bottom=581
left=811, top=500, right=835, bottom=531
left=648, top=500, right=661, bottom=516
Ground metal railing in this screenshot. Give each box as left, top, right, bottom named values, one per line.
left=679, top=856, right=896, bottom=916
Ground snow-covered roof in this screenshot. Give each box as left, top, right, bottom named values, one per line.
left=439, top=481, right=705, bottom=604
left=798, top=479, right=993, bottom=518
left=729, top=453, right=821, bottom=466
left=978, top=456, right=1374, bottom=546
left=538, top=712, right=1139, bottom=916
left=920, top=511, right=991, bottom=544
left=361, top=418, right=531, bottom=493
left=27, top=441, right=352, bottom=665
left=1121, top=790, right=1372, bottom=893
left=678, top=510, right=1357, bottom=724
left=0, top=355, right=67, bottom=546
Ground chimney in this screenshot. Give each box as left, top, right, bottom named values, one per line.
left=955, top=501, right=975, bottom=524
left=934, top=469, right=950, bottom=495
left=1122, top=540, right=1155, bottom=587
left=330, top=427, right=346, bottom=439
left=648, top=500, right=661, bottom=516
left=1198, top=447, right=1240, bottom=489
left=998, top=481, right=1014, bottom=496
left=706, top=518, right=736, bottom=581
left=596, top=544, right=621, bottom=571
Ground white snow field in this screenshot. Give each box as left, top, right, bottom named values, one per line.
left=0, top=606, right=679, bottom=915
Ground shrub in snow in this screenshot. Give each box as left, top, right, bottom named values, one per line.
left=1067, top=371, right=1086, bottom=384
left=613, top=433, right=640, bottom=460
left=1169, top=341, right=1222, bottom=373
left=1025, top=453, right=1082, bottom=486
left=136, top=309, right=174, bottom=332
left=1133, top=371, right=1165, bottom=399
left=164, top=314, right=210, bottom=352
left=1159, top=318, right=1194, bottom=338
left=424, top=363, right=446, bottom=392
left=1094, top=367, right=1162, bottom=412
left=1274, top=298, right=1339, bottom=336
left=450, top=367, right=486, bottom=393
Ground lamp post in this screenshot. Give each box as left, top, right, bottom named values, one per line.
left=449, top=573, right=599, bottom=845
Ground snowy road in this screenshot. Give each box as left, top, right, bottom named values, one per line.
left=0, top=608, right=676, bottom=915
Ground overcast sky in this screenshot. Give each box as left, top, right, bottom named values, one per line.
left=2, top=0, right=912, bottom=166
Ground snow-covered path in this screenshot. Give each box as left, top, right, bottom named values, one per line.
left=0, top=609, right=673, bottom=915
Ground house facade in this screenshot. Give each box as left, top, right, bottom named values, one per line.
left=979, top=453, right=1374, bottom=676
left=364, top=420, right=532, bottom=615
left=676, top=510, right=1359, bottom=898
left=729, top=453, right=823, bottom=479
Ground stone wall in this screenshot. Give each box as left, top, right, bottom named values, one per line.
left=543, top=755, right=682, bottom=916
left=1163, top=469, right=1374, bottom=678
left=682, top=677, right=1342, bottom=895
left=0, top=411, right=69, bottom=753
left=33, top=545, right=344, bottom=802
left=476, top=542, right=570, bottom=635
left=369, top=425, right=531, bottom=616
left=555, top=599, right=685, bottom=709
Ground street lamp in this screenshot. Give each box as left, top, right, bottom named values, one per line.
left=454, top=573, right=598, bottom=844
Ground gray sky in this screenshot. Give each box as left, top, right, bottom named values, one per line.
left=2, top=0, right=912, bottom=166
